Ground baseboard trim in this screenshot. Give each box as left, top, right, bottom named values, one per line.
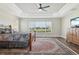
left=36, top=36, right=63, bottom=38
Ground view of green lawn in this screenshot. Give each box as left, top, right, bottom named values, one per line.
left=31, top=27, right=51, bottom=32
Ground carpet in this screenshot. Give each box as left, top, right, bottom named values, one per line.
left=29, top=38, right=77, bottom=55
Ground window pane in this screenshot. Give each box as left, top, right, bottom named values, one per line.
left=29, top=21, right=52, bottom=32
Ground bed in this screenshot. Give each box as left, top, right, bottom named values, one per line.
left=0, top=33, right=32, bottom=54
left=0, top=25, right=33, bottom=54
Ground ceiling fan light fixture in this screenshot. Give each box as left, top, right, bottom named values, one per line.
left=39, top=9, right=42, bottom=11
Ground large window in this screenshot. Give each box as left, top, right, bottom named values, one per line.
left=29, top=21, right=52, bottom=32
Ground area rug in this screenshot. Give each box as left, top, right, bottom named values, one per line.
left=29, top=38, right=77, bottom=55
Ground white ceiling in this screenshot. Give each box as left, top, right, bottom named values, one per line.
left=15, top=3, right=65, bottom=14
left=0, top=3, right=78, bottom=18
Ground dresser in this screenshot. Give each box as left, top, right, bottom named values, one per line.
left=67, top=28, right=79, bottom=45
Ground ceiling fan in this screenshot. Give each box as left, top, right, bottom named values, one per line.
left=38, top=4, right=50, bottom=11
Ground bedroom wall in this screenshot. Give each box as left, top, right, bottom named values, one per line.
left=61, top=6, right=79, bottom=39
left=0, top=9, right=19, bottom=31
left=19, top=18, right=61, bottom=37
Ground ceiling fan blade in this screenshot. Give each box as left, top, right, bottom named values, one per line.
left=43, top=6, right=50, bottom=8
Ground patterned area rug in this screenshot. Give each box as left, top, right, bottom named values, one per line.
left=29, top=38, right=77, bottom=55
